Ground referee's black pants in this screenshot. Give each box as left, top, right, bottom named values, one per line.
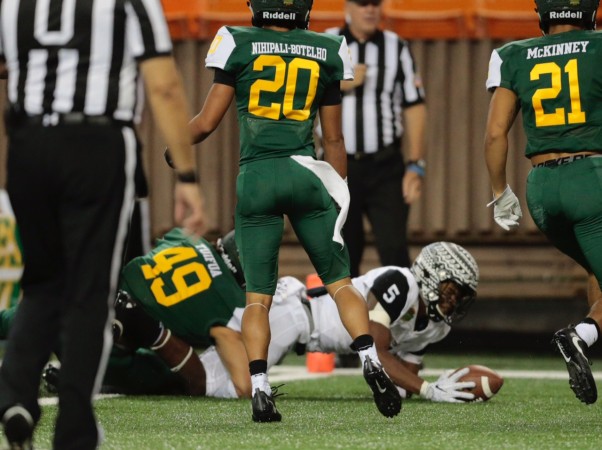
left=345, top=150, right=411, bottom=277
left=0, top=123, right=136, bottom=449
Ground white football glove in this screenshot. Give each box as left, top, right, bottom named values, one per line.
left=419, top=368, right=476, bottom=403
left=487, top=185, right=522, bottom=231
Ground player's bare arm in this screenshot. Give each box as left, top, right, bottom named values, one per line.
left=189, top=82, right=235, bottom=145
left=484, top=87, right=519, bottom=196
left=318, top=103, right=347, bottom=179
left=402, top=103, right=427, bottom=204
left=341, top=63, right=366, bottom=91
left=368, top=320, right=425, bottom=395
left=141, top=56, right=195, bottom=174
left=210, top=325, right=252, bottom=398
left=141, top=56, right=206, bottom=235
left=152, top=329, right=207, bottom=396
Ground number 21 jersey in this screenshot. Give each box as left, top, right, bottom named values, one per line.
left=486, top=30, right=602, bottom=157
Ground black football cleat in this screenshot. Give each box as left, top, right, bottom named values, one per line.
left=41, top=364, right=60, bottom=394
left=251, top=388, right=282, bottom=423
left=552, top=326, right=597, bottom=405
left=2, top=405, right=34, bottom=450
left=363, top=356, right=402, bottom=417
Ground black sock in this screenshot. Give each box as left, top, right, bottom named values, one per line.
left=350, top=334, right=374, bottom=351
left=249, top=359, right=268, bottom=376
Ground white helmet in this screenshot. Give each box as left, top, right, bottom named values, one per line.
left=411, top=242, right=479, bottom=324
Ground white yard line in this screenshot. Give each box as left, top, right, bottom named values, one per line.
left=269, top=365, right=602, bottom=382
left=40, top=394, right=122, bottom=406
left=37, top=366, right=599, bottom=405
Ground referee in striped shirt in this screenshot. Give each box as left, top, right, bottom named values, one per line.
left=0, top=1, right=205, bottom=448
left=325, top=0, right=426, bottom=277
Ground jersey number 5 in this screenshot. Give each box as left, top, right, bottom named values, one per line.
left=530, top=59, right=586, bottom=127
left=249, top=55, right=319, bottom=121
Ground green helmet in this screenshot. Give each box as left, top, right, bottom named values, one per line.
left=247, top=0, right=313, bottom=29
left=535, top=0, right=600, bottom=34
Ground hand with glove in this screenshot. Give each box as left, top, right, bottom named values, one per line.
left=487, top=185, right=522, bottom=230
left=420, top=367, right=476, bottom=403
left=113, top=290, right=164, bottom=350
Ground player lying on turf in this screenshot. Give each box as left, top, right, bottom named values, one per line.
left=35, top=239, right=480, bottom=403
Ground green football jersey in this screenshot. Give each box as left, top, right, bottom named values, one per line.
left=487, top=30, right=602, bottom=157
left=120, top=228, right=245, bottom=347
left=205, top=26, right=353, bottom=165
left=0, top=212, right=23, bottom=310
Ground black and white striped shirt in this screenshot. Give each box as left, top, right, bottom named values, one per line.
left=325, top=26, right=425, bottom=155
left=0, top=0, right=172, bottom=121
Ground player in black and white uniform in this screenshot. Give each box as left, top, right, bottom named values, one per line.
left=202, top=242, right=480, bottom=403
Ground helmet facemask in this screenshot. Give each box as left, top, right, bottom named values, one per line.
left=427, top=279, right=476, bottom=325
left=411, top=242, right=479, bottom=326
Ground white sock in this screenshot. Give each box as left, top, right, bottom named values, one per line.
left=251, top=373, right=270, bottom=396
left=356, top=344, right=380, bottom=366
left=575, top=322, right=599, bottom=348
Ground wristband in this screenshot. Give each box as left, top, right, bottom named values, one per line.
left=176, top=170, right=199, bottom=184
left=407, top=159, right=426, bottom=177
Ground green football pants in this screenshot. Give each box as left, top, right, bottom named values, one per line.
left=235, top=157, right=350, bottom=294
left=527, top=156, right=602, bottom=287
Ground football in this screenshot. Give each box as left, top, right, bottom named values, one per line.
left=453, top=364, right=504, bottom=402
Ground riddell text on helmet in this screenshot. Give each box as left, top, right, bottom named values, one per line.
left=549, top=11, right=583, bottom=19
left=262, top=11, right=297, bottom=20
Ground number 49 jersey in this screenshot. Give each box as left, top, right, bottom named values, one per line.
left=486, top=30, right=602, bottom=158
left=205, top=26, right=353, bottom=165
left=120, top=228, right=245, bottom=347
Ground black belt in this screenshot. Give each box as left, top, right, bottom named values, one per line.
left=347, top=142, right=400, bottom=162
left=533, top=153, right=602, bottom=168
left=6, top=111, right=132, bottom=128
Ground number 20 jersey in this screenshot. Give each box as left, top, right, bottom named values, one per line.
left=205, top=26, right=353, bottom=165
left=486, top=30, right=602, bottom=158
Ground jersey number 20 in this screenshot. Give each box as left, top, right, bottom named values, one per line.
left=249, top=55, right=319, bottom=121
left=531, top=59, right=586, bottom=127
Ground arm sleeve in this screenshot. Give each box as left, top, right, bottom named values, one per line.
left=125, top=0, right=173, bottom=61
left=319, top=82, right=342, bottom=106
left=213, top=68, right=236, bottom=87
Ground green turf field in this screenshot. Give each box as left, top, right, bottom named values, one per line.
left=20, top=353, right=602, bottom=449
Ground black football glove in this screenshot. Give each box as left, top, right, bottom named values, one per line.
left=114, top=290, right=163, bottom=349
